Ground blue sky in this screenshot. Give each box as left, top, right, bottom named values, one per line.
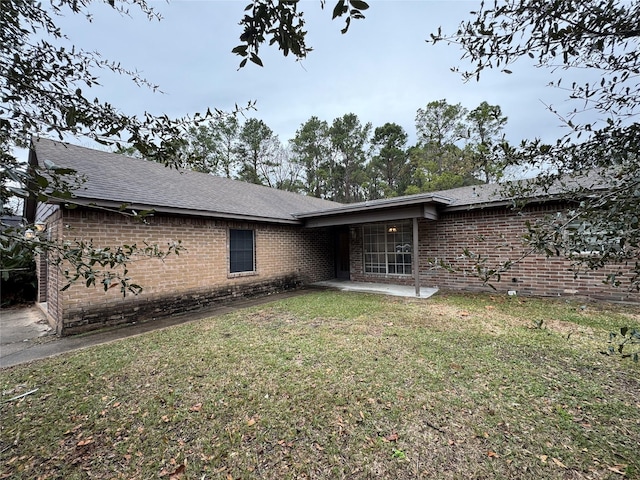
left=46, top=0, right=596, bottom=150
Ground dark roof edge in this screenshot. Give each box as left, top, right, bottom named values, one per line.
left=294, top=193, right=453, bottom=219
left=53, top=198, right=303, bottom=225
left=443, top=193, right=578, bottom=212
left=443, top=201, right=513, bottom=212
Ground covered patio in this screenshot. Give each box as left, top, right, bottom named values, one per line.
left=298, top=193, right=452, bottom=298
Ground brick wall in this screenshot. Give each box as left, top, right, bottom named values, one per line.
left=45, top=208, right=334, bottom=335
left=351, top=205, right=639, bottom=303
left=35, top=253, right=47, bottom=303
left=40, top=201, right=637, bottom=335
left=40, top=209, right=65, bottom=331
left=35, top=203, right=60, bottom=305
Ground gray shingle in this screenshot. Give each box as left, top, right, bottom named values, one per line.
left=32, top=137, right=342, bottom=223
left=299, top=171, right=608, bottom=217
left=32, top=138, right=606, bottom=224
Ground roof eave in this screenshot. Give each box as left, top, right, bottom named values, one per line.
left=294, top=194, right=453, bottom=219
left=443, top=193, right=580, bottom=212
left=50, top=197, right=304, bottom=225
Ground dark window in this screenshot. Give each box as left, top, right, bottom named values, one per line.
left=229, top=229, right=255, bottom=273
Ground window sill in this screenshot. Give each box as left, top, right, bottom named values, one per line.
left=228, top=271, right=258, bottom=279
left=363, top=272, right=413, bottom=278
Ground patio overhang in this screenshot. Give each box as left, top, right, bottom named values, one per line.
left=295, top=194, right=453, bottom=299
left=294, top=193, right=453, bottom=228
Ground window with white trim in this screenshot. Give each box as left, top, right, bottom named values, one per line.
left=363, top=222, right=412, bottom=275
left=229, top=229, right=255, bottom=273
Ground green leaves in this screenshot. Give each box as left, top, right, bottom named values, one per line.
left=328, top=113, right=372, bottom=202
left=52, top=238, right=185, bottom=297
left=368, top=123, right=410, bottom=199
left=234, top=0, right=310, bottom=68
left=234, top=0, right=369, bottom=68
left=0, top=227, right=36, bottom=305
left=64, top=106, right=77, bottom=128
left=602, top=326, right=640, bottom=362
left=350, top=0, right=369, bottom=11
left=332, top=0, right=348, bottom=19
left=431, top=1, right=640, bottom=291
left=250, top=53, right=263, bottom=67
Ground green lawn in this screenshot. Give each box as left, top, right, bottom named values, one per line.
left=1, top=292, right=638, bottom=479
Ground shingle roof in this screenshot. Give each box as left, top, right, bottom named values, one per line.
left=31, top=137, right=607, bottom=226
left=296, top=171, right=608, bottom=220
left=295, top=183, right=510, bottom=220
left=31, top=137, right=342, bottom=224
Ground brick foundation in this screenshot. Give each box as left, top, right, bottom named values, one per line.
left=61, top=274, right=303, bottom=335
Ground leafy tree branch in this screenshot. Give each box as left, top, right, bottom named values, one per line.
left=1, top=0, right=209, bottom=293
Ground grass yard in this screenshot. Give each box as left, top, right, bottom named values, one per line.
left=1, top=291, right=639, bottom=479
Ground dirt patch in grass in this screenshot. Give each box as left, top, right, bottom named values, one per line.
left=544, top=318, right=595, bottom=336
left=402, top=300, right=599, bottom=346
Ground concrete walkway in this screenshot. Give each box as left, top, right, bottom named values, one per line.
left=1, top=282, right=437, bottom=369
left=0, top=290, right=307, bottom=369
left=0, top=305, right=55, bottom=362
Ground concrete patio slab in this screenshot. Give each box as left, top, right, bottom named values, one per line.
left=313, top=279, right=438, bottom=299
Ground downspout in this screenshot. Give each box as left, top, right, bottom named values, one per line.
left=413, top=217, right=420, bottom=297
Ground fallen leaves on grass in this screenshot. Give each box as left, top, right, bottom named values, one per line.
left=552, top=457, right=567, bottom=469
left=159, top=463, right=185, bottom=479
left=608, top=464, right=628, bottom=475
left=1, top=292, right=638, bottom=480
left=76, top=438, right=93, bottom=447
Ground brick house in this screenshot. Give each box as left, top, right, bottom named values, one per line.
left=26, top=138, right=637, bottom=335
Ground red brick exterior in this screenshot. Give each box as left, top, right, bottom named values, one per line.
left=41, top=208, right=335, bottom=335
left=351, top=204, right=639, bottom=303
left=37, top=208, right=65, bottom=326
left=37, top=201, right=637, bottom=335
